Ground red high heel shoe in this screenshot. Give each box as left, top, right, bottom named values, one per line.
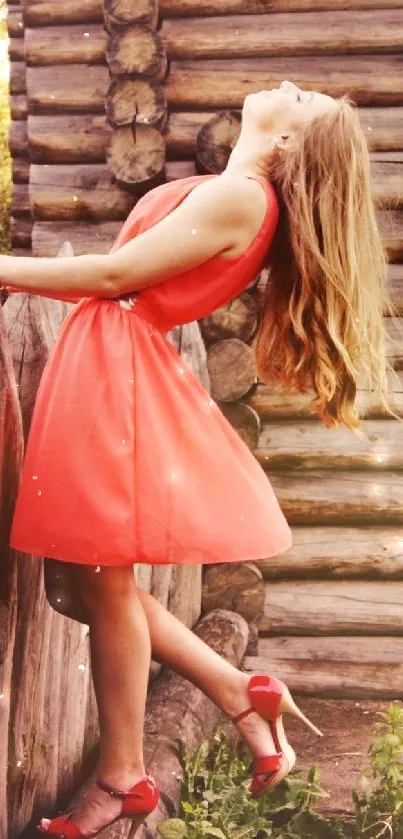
left=232, top=674, right=323, bottom=798
left=36, top=775, right=160, bottom=838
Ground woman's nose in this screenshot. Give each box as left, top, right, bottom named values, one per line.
left=280, top=80, right=299, bottom=92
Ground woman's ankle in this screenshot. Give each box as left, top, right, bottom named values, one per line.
left=96, top=759, right=147, bottom=789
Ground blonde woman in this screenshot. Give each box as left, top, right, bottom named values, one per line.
left=2, top=81, right=398, bottom=838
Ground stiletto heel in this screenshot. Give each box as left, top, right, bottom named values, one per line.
left=36, top=775, right=159, bottom=838
left=231, top=674, right=323, bottom=798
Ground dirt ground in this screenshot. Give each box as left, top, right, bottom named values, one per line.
left=283, top=698, right=392, bottom=810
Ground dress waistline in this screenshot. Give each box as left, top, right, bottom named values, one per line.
left=113, top=295, right=165, bottom=331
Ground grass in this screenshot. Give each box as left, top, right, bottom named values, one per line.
left=0, top=6, right=12, bottom=255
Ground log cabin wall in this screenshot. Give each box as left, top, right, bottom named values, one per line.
left=3, top=6, right=403, bottom=835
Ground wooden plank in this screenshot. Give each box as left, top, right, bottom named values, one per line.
left=258, top=580, right=403, bottom=634
left=0, top=310, right=23, bottom=839
left=27, top=114, right=111, bottom=163
left=258, top=526, right=403, bottom=580
left=160, top=0, right=403, bottom=17
left=30, top=163, right=136, bottom=221
left=166, top=57, right=403, bottom=108
left=244, top=636, right=403, bottom=698
left=256, top=418, right=403, bottom=471
left=269, top=470, right=403, bottom=525
left=162, top=11, right=403, bottom=59
left=245, top=371, right=403, bottom=420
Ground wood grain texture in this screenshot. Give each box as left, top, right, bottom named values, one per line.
left=162, top=11, right=403, bottom=59
left=160, top=0, right=403, bottom=16
left=259, top=580, right=403, bottom=634
left=244, top=635, right=403, bottom=698
left=257, top=526, right=403, bottom=580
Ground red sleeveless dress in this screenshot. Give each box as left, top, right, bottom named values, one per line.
left=10, top=174, right=292, bottom=566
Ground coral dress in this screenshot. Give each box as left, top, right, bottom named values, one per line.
left=10, top=174, right=292, bottom=566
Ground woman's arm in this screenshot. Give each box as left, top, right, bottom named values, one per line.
left=0, top=177, right=265, bottom=298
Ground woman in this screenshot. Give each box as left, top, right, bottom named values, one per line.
left=2, top=81, right=398, bottom=837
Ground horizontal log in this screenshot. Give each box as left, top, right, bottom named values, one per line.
left=29, top=163, right=135, bottom=221
left=258, top=580, right=403, bottom=635
left=245, top=372, right=403, bottom=420
left=244, top=636, right=403, bottom=699
left=11, top=184, right=31, bottom=217
left=162, top=11, right=403, bottom=60
left=160, top=0, right=403, bottom=16
left=23, top=0, right=103, bottom=26
left=10, top=95, right=28, bottom=121
left=166, top=57, right=403, bottom=108
left=8, top=120, right=28, bottom=157
left=257, top=526, right=403, bottom=580
left=28, top=114, right=112, bottom=163
left=25, top=24, right=106, bottom=66
left=380, top=209, right=403, bottom=262
left=32, top=220, right=120, bottom=255
left=12, top=157, right=30, bottom=184
left=256, top=418, right=403, bottom=471
left=10, top=217, right=32, bottom=248
left=8, top=38, right=25, bottom=61
left=10, top=62, right=26, bottom=95
left=27, top=65, right=110, bottom=113
left=166, top=107, right=403, bottom=157
left=270, top=470, right=403, bottom=525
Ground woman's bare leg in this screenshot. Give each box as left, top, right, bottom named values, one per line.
left=46, top=564, right=152, bottom=835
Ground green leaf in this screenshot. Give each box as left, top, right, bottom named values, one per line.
left=157, top=818, right=188, bottom=839
left=204, top=827, right=227, bottom=839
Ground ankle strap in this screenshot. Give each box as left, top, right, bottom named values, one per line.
left=96, top=778, right=145, bottom=799
left=231, top=706, right=255, bottom=724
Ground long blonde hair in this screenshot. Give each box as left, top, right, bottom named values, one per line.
left=255, top=97, right=401, bottom=433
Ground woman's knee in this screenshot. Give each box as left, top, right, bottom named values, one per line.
left=72, top=563, right=136, bottom=611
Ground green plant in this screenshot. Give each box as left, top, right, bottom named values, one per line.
left=157, top=703, right=403, bottom=839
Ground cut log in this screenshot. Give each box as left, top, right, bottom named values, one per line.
left=32, top=220, right=120, bottom=255
left=12, top=157, right=30, bottom=184
left=28, top=114, right=112, bottom=164
left=10, top=94, right=28, bottom=121
left=218, top=401, right=261, bottom=450
left=106, top=25, right=167, bottom=80
left=196, top=110, right=241, bottom=174
left=256, top=418, right=403, bottom=471
left=106, top=77, right=167, bottom=129
left=103, top=0, right=158, bottom=29
left=244, top=636, right=403, bottom=699
left=10, top=61, right=26, bottom=94
left=200, top=292, right=258, bottom=343
left=6, top=9, right=24, bottom=37
left=258, top=580, right=403, bottom=635
left=257, top=525, right=403, bottom=580
left=9, top=120, right=29, bottom=157
left=162, top=11, right=403, bottom=59
left=25, top=24, right=107, bottom=66
left=202, top=563, right=265, bottom=622
left=160, top=0, right=403, bottom=16
left=29, top=163, right=135, bottom=221
left=11, top=183, right=31, bottom=217
left=0, top=310, right=23, bottom=839
left=244, top=371, right=403, bottom=420
left=10, top=217, right=32, bottom=248
left=105, top=124, right=165, bottom=189
left=166, top=57, right=403, bottom=108
left=27, top=64, right=110, bottom=114
left=58, top=610, right=249, bottom=839
left=23, top=0, right=103, bottom=27
left=207, top=338, right=257, bottom=402
left=269, top=470, right=403, bottom=525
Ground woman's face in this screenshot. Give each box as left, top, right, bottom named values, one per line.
left=243, top=80, right=337, bottom=134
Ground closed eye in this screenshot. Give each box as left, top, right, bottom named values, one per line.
left=296, top=93, right=302, bottom=102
